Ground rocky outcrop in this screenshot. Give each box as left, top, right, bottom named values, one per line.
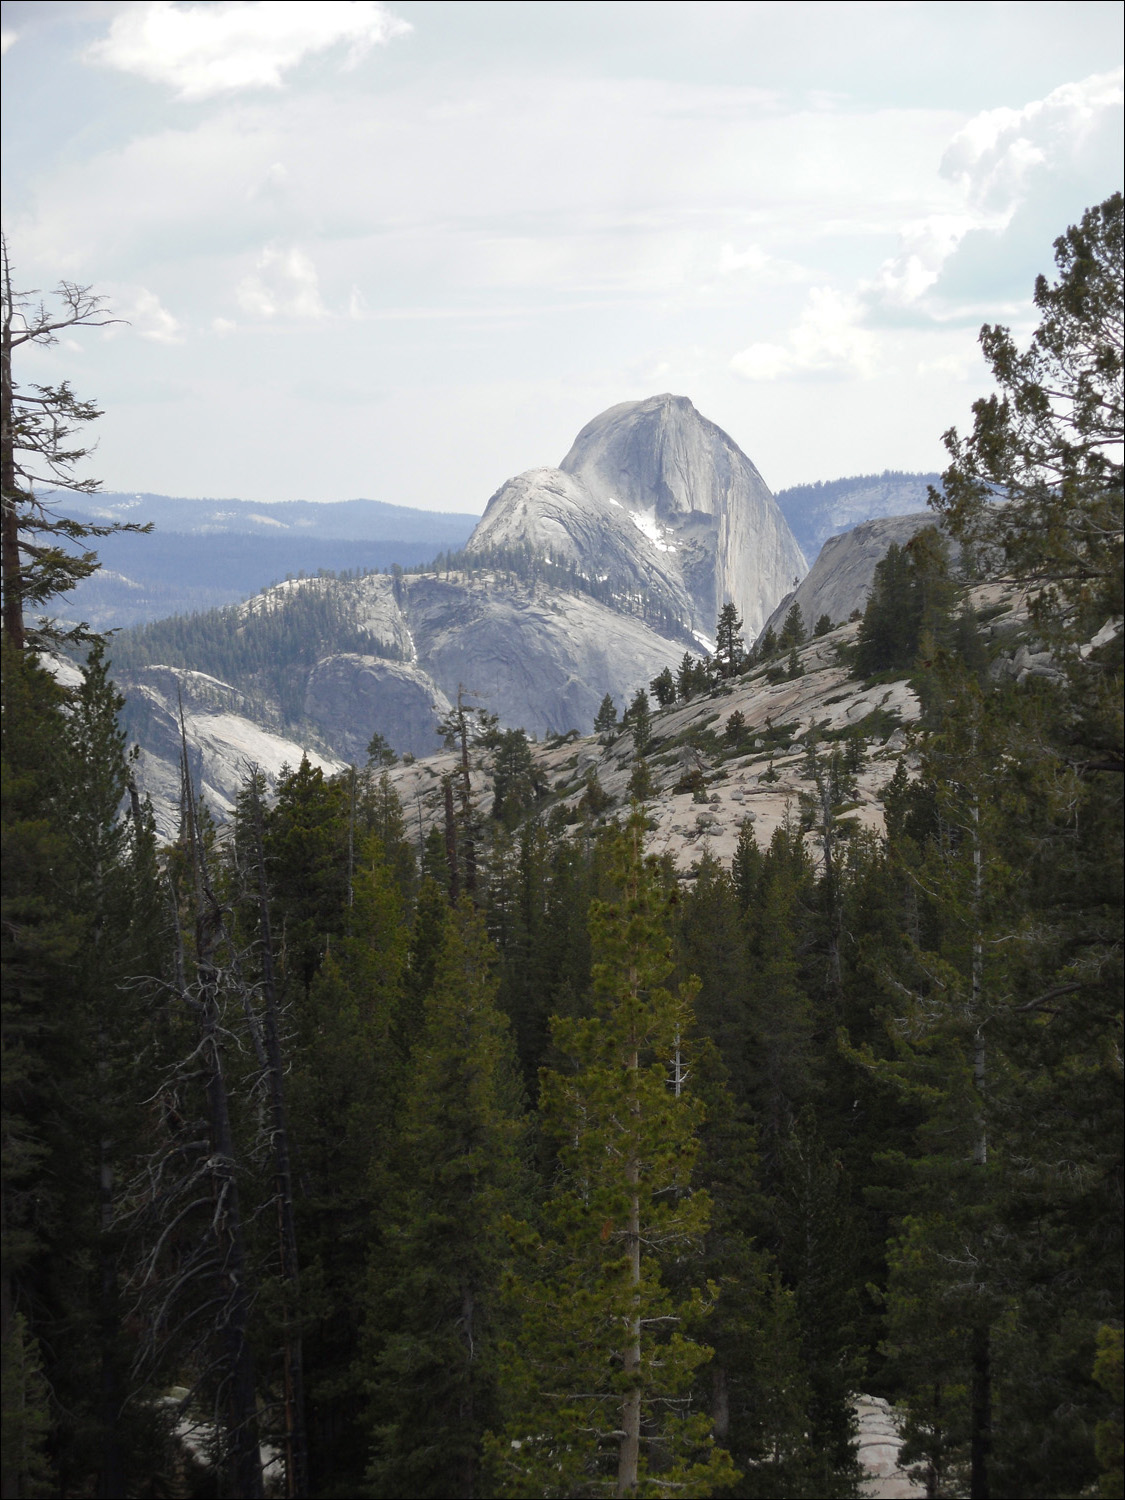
left=402, top=573, right=684, bottom=738
left=470, top=395, right=807, bottom=641
left=120, top=665, right=344, bottom=839
left=303, top=655, right=451, bottom=763
left=764, top=512, right=943, bottom=636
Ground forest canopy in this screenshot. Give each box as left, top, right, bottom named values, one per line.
left=1, top=196, right=1122, bottom=1500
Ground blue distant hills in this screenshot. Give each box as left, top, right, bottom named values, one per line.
left=45, top=492, right=480, bottom=628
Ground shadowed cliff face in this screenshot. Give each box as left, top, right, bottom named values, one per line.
left=470, top=394, right=807, bottom=640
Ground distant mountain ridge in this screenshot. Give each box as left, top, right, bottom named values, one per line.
left=107, top=395, right=810, bottom=832
left=49, top=492, right=479, bottom=628
left=774, top=470, right=942, bottom=563
left=61, top=491, right=479, bottom=541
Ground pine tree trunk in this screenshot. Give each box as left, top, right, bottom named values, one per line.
left=183, top=745, right=262, bottom=1500
left=199, top=948, right=263, bottom=1500
left=618, top=1164, right=642, bottom=1498
left=0, top=300, right=25, bottom=648
left=444, top=776, right=461, bottom=901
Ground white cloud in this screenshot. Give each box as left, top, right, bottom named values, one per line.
left=717, top=244, right=771, bottom=276
left=85, top=1, right=410, bottom=100
left=716, top=243, right=808, bottom=284
left=864, top=213, right=981, bottom=312
left=915, top=348, right=980, bottom=381
left=213, top=316, right=237, bottom=336
left=110, top=287, right=184, bottom=343
left=861, top=68, right=1123, bottom=323
left=730, top=286, right=877, bottom=382
left=236, top=245, right=325, bottom=320
left=941, top=67, right=1123, bottom=217
left=1, top=30, right=17, bottom=57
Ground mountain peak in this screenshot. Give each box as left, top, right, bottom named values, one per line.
left=470, top=395, right=806, bottom=638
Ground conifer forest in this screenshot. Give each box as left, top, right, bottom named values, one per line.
left=2, top=200, right=1122, bottom=1500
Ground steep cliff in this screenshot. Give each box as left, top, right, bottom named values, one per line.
left=470, top=394, right=807, bottom=640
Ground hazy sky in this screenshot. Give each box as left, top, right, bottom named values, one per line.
left=2, top=2, right=1121, bottom=512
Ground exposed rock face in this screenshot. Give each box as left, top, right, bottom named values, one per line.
left=401, top=573, right=683, bottom=738
left=303, top=655, right=451, bottom=763
left=386, top=618, right=924, bottom=874
left=119, top=571, right=688, bottom=829
left=470, top=395, right=807, bottom=640
left=468, top=467, right=695, bottom=627
left=120, top=666, right=344, bottom=839
left=764, top=511, right=942, bottom=635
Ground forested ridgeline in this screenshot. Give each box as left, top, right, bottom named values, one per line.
left=102, top=545, right=695, bottom=743
left=2, top=201, right=1122, bottom=1500
left=99, top=573, right=413, bottom=739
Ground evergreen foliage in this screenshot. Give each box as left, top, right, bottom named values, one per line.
left=778, top=604, right=806, bottom=651
left=1, top=247, right=150, bottom=649
left=365, top=900, right=530, bottom=1499
left=488, top=813, right=736, bottom=1498
left=594, top=691, right=619, bottom=736
left=1, top=198, right=1120, bottom=1500
left=853, top=527, right=954, bottom=679
left=715, top=603, right=745, bottom=678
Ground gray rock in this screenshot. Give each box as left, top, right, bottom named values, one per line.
left=763, top=512, right=949, bottom=638
left=468, top=467, right=695, bottom=629
left=118, top=665, right=344, bottom=839
left=471, top=395, right=807, bottom=642
left=303, top=655, right=451, bottom=762
left=403, top=574, right=683, bottom=740
left=559, top=394, right=808, bottom=639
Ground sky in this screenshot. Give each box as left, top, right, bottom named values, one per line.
left=1, top=2, right=1122, bottom=514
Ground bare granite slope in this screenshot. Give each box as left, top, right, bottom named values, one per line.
left=387, top=619, right=922, bottom=874
left=764, top=511, right=944, bottom=636
left=471, top=394, right=807, bottom=641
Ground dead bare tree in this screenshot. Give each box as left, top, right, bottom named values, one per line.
left=0, top=236, right=148, bottom=648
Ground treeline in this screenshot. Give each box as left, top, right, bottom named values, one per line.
left=105, top=576, right=403, bottom=726
left=3, top=600, right=1121, bottom=1497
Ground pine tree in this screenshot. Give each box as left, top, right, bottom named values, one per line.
left=623, top=688, right=653, bottom=756
left=650, top=665, right=677, bottom=706
left=488, top=813, right=736, bottom=1499
left=365, top=901, right=530, bottom=1499
left=715, top=603, right=745, bottom=678
left=1, top=640, right=168, bottom=1493
left=491, top=728, right=540, bottom=829
left=286, top=834, right=410, bottom=1495
left=933, top=191, right=1122, bottom=651
left=594, top=692, right=619, bottom=738
left=778, top=603, right=806, bottom=652
left=1, top=243, right=149, bottom=649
